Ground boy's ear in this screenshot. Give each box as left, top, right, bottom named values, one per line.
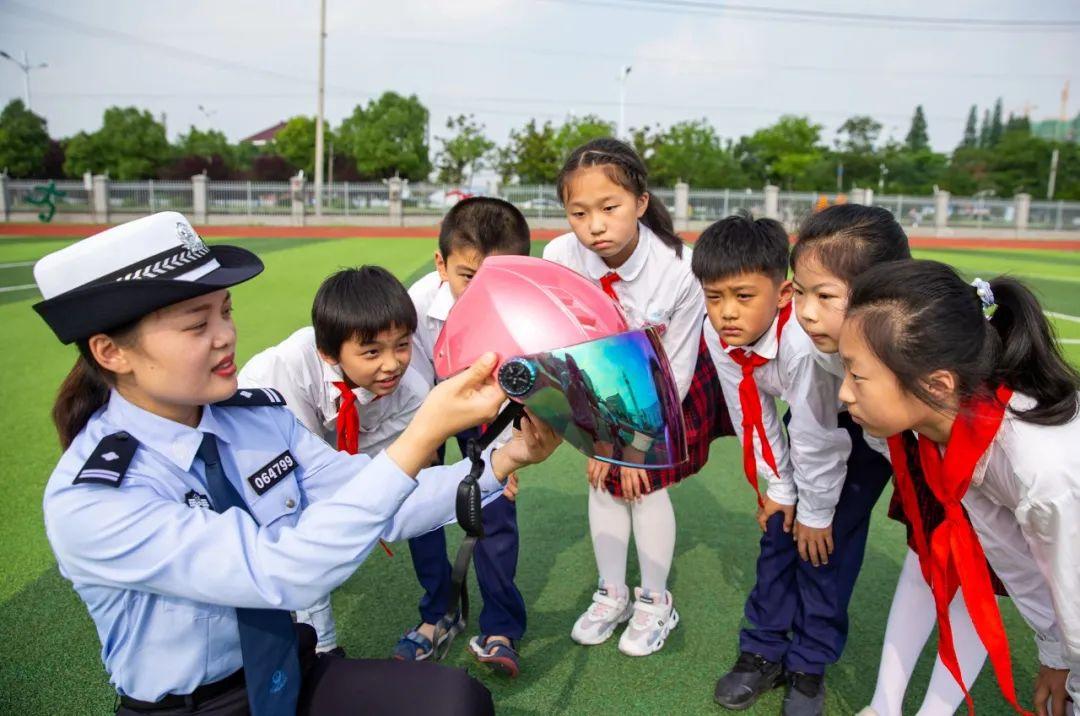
left=88, top=333, right=133, bottom=376
left=636, top=192, right=649, bottom=219
left=316, top=348, right=340, bottom=367
left=777, top=279, right=794, bottom=308
left=434, top=250, right=449, bottom=282
left=923, top=369, right=957, bottom=404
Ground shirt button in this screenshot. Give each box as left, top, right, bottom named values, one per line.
left=285, top=498, right=296, bottom=509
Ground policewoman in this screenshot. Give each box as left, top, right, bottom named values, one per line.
left=32, top=212, right=560, bottom=715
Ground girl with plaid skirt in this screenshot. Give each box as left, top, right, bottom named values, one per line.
left=542, top=137, right=731, bottom=657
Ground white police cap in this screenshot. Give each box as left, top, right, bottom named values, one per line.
left=33, top=212, right=262, bottom=343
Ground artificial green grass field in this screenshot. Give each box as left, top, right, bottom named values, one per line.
left=1, top=236, right=1078, bottom=715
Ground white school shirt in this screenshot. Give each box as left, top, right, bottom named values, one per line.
left=542, top=223, right=706, bottom=401
left=408, top=270, right=454, bottom=388
left=238, top=326, right=429, bottom=456
left=961, top=392, right=1080, bottom=699
left=706, top=315, right=852, bottom=522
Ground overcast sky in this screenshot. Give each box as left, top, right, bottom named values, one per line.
left=1, top=0, right=1077, bottom=153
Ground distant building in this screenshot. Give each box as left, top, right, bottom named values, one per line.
left=1032, top=114, right=1080, bottom=143
left=241, top=121, right=288, bottom=147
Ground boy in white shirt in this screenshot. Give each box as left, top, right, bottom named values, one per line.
left=695, top=214, right=878, bottom=716
left=240, top=265, right=430, bottom=654
left=404, top=197, right=533, bottom=677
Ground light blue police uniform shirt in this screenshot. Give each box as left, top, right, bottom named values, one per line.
left=42, top=390, right=504, bottom=702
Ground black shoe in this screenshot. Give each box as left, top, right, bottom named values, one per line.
left=714, top=651, right=786, bottom=710
left=781, top=672, right=825, bottom=716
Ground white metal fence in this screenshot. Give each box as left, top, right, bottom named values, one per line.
left=4, top=177, right=1080, bottom=231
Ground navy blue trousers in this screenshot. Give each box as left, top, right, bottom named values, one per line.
left=739, top=412, right=891, bottom=674
left=406, top=429, right=527, bottom=640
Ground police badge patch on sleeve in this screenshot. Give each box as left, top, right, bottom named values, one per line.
left=246, top=451, right=297, bottom=496
left=184, top=490, right=212, bottom=509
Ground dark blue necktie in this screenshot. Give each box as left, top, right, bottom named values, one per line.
left=197, top=433, right=300, bottom=716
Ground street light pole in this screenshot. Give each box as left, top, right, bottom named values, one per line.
left=0, top=50, right=47, bottom=110
left=313, top=0, right=327, bottom=218
left=617, top=65, right=632, bottom=140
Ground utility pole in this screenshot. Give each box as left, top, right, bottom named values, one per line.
left=1048, top=148, right=1059, bottom=200
left=0, top=50, right=47, bottom=110
left=617, top=65, right=632, bottom=140
left=313, top=0, right=327, bottom=218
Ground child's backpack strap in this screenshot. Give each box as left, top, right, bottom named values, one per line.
left=74, top=431, right=140, bottom=487
left=213, top=387, right=287, bottom=407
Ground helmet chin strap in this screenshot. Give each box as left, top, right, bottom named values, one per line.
left=432, top=401, right=526, bottom=660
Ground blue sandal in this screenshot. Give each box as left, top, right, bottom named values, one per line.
left=468, top=635, right=521, bottom=678
left=392, top=615, right=464, bottom=661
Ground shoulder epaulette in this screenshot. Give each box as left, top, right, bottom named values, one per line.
left=74, top=431, right=139, bottom=487
left=213, top=387, right=287, bottom=408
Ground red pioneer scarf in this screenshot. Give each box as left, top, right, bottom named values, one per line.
left=721, top=303, right=793, bottom=508
left=887, top=385, right=1027, bottom=715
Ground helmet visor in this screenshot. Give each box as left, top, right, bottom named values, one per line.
left=498, top=328, right=687, bottom=468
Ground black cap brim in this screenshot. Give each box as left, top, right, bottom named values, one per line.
left=34, top=245, right=264, bottom=344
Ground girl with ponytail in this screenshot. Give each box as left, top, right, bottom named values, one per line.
left=544, top=137, right=732, bottom=657
left=840, top=258, right=1079, bottom=715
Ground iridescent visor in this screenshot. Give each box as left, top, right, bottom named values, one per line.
left=497, top=328, right=688, bottom=469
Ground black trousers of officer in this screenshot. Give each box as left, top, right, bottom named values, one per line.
left=116, top=626, right=494, bottom=716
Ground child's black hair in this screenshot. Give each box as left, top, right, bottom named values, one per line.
left=312, top=266, right=417, bottom=359
left=438, top=196, right=531, bottom=260
left=791, top=204, right=910, bottom=284
left=555, top=137, right=684, bottom=258
left=691, top=211, right=789, bottom=283
left=849, top=259, right=1079, bottom=426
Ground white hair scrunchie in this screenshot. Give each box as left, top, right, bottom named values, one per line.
left=971, top=277, right=995, bottom=316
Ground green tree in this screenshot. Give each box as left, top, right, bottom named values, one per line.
left=0, top=99, right=50, bottom=177
left=944, top=146, right=992, bottom=196
left=1004, top=113, right=1031, bottom=137
left=835, top=115, right=882, bottom=154
left=905, top=105, right=930, bottom=152
left=500, top=119, right=560, bottom=184
left=880, top=142, right=947, bottom=194
left=988, top=98, right=1004, bottom=147
left=176, top=126, right=234, bottom=165
left=336, top=92, right=431, bottom=181
left=961, top=105, right=979, bottom=149
left=978, top=108, right=991, bottom=148
left=736, top=115, right=824, bottom=189
left=435, top=114, right=494, bottom=185
left=629, top=124, right=662, bottom=163
left=63, top=106, right=171, bottom=179
left=272, top=116, right=319, bottom=176
left=649, top=119, right=746, bottom=187
left=553, top=114, right=615, bottom=162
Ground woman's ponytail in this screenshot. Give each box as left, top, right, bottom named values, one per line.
left=989, top=277, right=1080, bottom=425
left=53, top=348, right=111, bottom=449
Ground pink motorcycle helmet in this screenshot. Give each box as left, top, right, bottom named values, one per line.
left=434, top=255, right=687, bottom=468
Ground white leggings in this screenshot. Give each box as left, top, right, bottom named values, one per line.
left=870, top=549, right=988, bottom=715
left=587, top=486, right=676, bottom=593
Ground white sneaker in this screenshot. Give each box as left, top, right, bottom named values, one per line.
left=617, top=587, right=679, bottom=656
left=855, top=709, right=879, bottom=716
left=571, top=583, right=632, bottom=645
